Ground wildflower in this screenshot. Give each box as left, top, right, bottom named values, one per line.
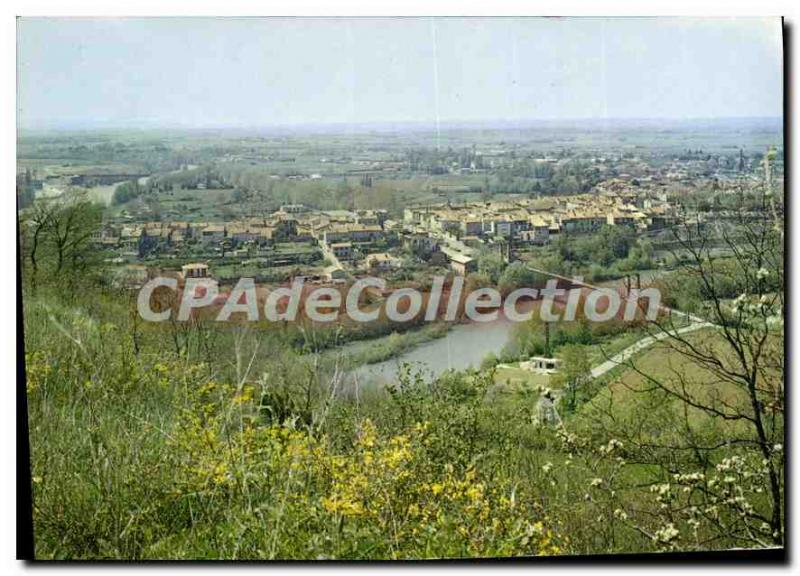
left=654, top=523, right=680, bottom=544
left=590, top=478, right=603, bottom=488
left=756, top=268, right=770, bottom=280
left=731, top=293, right=748, bottom=313
left=542, top=462, right=554, bottom=474
left=466, top=484, right=484, bottom=502
left=767, top=314, right=784, bottom=328
left=613, top=508, right=628, bottom=521
left=650, top=483, right=670, bottom=497
left=322, top=496, right=364, bottom=517
left=357, top=419, right=377, bottom=449
left=674, top=471, right=704, bottom=484
left=212, top=461, right=229, bottom=485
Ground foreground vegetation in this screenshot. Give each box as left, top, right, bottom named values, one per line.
left=23, top=273, right=783, bottom=559
left=20, top=160, right=784, bottom=559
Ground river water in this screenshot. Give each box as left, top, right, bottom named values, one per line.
left=345, top=315, right=520, bottom=388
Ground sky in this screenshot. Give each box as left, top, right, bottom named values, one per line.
left=17, top=17, right=784, bottom=130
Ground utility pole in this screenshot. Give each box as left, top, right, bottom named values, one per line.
left=544, top=320, right=551, bottom=357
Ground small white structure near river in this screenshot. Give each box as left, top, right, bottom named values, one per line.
left=520, top=356, right=562, bottom=375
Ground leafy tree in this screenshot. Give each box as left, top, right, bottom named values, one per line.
left=498, top=261, right=539, bottom=294
left=554, top=343, right=590, bottom=411
left=586, top=182, right=784, bottom=547
left=20, top=191, right=103, bottom=290
left=477, top=250, right=505, bottom=283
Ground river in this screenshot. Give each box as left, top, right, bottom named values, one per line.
left=344, top=315, right=520, bottom=389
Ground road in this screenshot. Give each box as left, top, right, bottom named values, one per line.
left=589, top=321, right=713, bottom=379
left=522, top=263, right=714, bottom=379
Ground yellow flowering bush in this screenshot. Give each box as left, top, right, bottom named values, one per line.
left=164, top=375, right=562, bottom=559
left=25, top=351, right=52, bottom=394
left=314, top=418, right=561, bottom=558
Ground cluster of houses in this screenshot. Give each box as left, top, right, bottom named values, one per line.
left=96, top=189, right=676, bottom=281
left=397, top=190, right=675, bottom=275
left=403, top=190, right=673, bottom=246
left=95, top=215, right=301, bottom=255
left=95, top=206, right=395, bottom=263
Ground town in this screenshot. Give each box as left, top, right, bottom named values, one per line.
left=17, top=124, right=780, bottom=294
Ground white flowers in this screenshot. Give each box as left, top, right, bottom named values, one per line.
left=731, top=293, right=748, bottom=313
left=716, top=456, right=744, bottom=472
left=756, top=267, right=770, bottom=280
left=542, top=462, right=554, bottom=474
left=613, top=508, right=628, bottom=521
left=654, top=523, right=680, bottom=544
left=650, top=483, right=671, bottom=497
left=599, top=438, right=624, bottom=455
left=673, top=471, right=705, bottom=484
left=590, top=478, right=603, bottom=488
left=766, top=314, right=784, bottom=328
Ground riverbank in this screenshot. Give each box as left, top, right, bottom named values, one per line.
left=331, top=321, right=452, bottom=368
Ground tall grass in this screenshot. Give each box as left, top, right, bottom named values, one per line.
left=23, top=285, right=782, bottom=558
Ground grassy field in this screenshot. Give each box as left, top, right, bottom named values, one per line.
left=493, top=364, right=552, bottom=390
left=110, top=187, right=238, bottom=221
left=571, top=329, right=771, bottom=442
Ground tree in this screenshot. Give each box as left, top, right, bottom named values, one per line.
left=20, top=191, right=103, bottom=290
left=556, top=343, right=590, bottom=411
left=477, top=250, right=506, bottom=284
left=582, top=172, right=784, bottom=549
left=498, top=261, right=538, bottom=294
left=589, top=225, right=631, bottom=265
left=112, top=179, right=141, bottom=205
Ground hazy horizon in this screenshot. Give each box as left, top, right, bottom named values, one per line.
left=16, top=116, right=784, bottom=138
left=17, top=17, right=783, bottom=131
